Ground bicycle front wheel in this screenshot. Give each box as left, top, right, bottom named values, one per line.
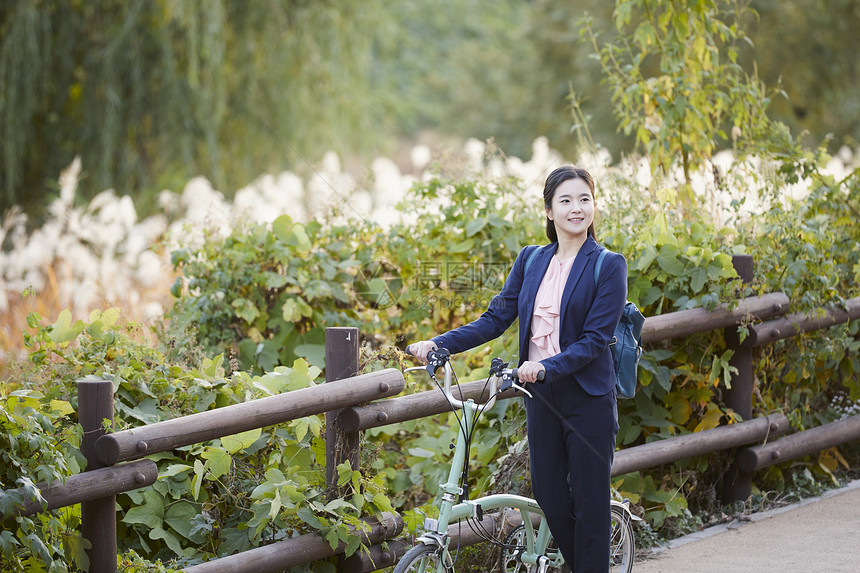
left=394, top=543, right=445, bottom=573
left=609, top=506, right=635, bottom=573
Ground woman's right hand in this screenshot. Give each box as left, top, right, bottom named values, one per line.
left=407, top=340, right=438, bottom=364
left=517, top=360, right=546, bottom=383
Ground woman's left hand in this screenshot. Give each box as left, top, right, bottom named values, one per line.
left=517, top=361, right=546, bottom=383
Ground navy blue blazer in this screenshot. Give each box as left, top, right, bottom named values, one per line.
left=433, top=236, right=627, bottom=396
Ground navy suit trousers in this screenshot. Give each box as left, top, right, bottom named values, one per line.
left=525, top=378, right=618, bottom=573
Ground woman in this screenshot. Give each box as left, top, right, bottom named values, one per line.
left=408, top=165, right=627, bottom=573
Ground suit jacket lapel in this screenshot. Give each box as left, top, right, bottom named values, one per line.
left=521, top=244, right=555, bottom=332
left=559, top=237, right=598, bottom=315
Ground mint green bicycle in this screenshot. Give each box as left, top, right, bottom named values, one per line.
left=397, top=348, right=637, bottom=573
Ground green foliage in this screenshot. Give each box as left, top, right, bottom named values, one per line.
left=385, top=166, right=545, bottom=343
left=740, top=159, right=860, bottom=414
left=169, top=214, right=380, bottom=373
left=741, top=0, right=860, bottom=150
left=2, top=310, right=405, bottom=571
left=581, top=0, right=796, bottom=187
left=0, top=385, right=87, bottom=572
left=117, top=549, right=179, bottom=573
left=3, top=155, right=859, bottom=570
left=168, top=167, right=545, bottom=374
left=162, top=132, right=860, bottom=548
left=614, top=472, right=689, bottom=528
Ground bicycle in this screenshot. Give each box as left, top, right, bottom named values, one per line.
left=395, top=348, right=638, bottom=573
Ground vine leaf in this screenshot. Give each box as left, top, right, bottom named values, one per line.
left=48, top=310, right=84, bottom=344
left=221, top=428, right=262, bottom=454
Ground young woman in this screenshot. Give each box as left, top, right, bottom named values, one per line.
left=408, top=165, right=627, bottom=573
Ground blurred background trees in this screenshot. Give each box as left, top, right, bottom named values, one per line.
left=1, top=0, right=857, bottom=217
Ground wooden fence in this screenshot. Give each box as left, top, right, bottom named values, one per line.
left=7, top=256, right=860, bottom=572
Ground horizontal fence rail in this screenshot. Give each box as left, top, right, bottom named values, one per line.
left=641, top=292, right=789, bottom=344
left=611, top=415, right=789, bottom=477
left=743, top=295, right=860, bottom=347
left=339, top=396, right=791, bottom=479
left=11, top=460, right=157, bottom=518
left=97, top=368, right=404, bottom=465
left=184, top=513, right=404, bottom=573
left=737, top=414, right=860, bottom=473
left=337, top=379, right=519, bottom=433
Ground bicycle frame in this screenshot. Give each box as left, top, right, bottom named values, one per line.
left=403, top=354, right=638, bottom=572
left=405, top=360, right=562, bottom=570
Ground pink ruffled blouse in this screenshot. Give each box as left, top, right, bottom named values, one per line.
left=529, top=254, right=576, bottom=361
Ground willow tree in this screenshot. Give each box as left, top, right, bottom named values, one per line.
left=0, top=0, right=386, bottom=215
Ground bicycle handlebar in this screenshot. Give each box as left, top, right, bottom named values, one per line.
left=509, top=367, right=546, bottom=383
left=405, top=347, right=542, bottom=406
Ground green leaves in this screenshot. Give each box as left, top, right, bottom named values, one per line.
left=4, top=57, right=856, bottom=571
left=231, top=298, right=259, bottom=324
left=123, top=490, right=165, bottom=529
left=585, top=0, right=791, bottom=184
left=613, top=473, right=689, bottom=528
left=406, top=447, right=435, bottom=459
left=464, top=217, right=488, bottom=237
left=0, top=530, right=20, bottom=555
left=290, top=416, right=322, bottom=443
left=220, top=429, right=262, bottom=454
left=272, top=215, right=312, bottom=252
left=246, top=360, right=320, bottom=395
left=200, top=446, right=231, bottom=479
left=282, top=297, right=313, bottom=323
left=86, top=308, right=120, bottom=339
left=48, top=310, right=84, bottom=344
left=168, top=215, right=372, bottom=373
left=707, top=349, right=738, bottom=390
left=656, top=244, right=686, bottom=275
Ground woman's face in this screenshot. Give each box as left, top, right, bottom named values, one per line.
left=546, top=178, right=594, bottom=240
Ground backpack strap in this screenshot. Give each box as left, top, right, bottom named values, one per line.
left=594, top=247, right=609, bottom=287
left=523, top=245, right=541, bottom=276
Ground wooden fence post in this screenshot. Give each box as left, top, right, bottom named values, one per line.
left=722, top=254, right=754, bottom=503
left=77, top=379, right=116, bottom=573
left=325, top=327, right=360, bottom=497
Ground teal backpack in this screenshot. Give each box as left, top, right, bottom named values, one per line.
left=524, top=245, right=645, bottom=398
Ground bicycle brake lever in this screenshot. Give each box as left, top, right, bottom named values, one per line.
left=498, top=369, right=534, bottom=398
left=510, top=381, right=533, bottom=398
left=425, top=348, right=450, bottom=375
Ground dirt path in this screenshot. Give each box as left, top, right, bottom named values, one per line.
left=632, top=480, right=860, bottom=573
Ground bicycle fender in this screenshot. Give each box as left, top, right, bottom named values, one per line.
left=415, top=531, right=448, bottom=548
left=611, top=499, right=642, bottom=522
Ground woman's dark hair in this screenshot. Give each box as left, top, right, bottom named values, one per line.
left=543, top=165, right=596, bottom=242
